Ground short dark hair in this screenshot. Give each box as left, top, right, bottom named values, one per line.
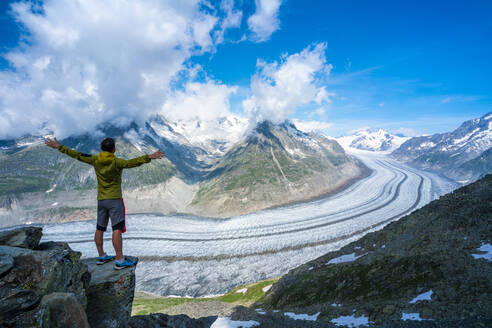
left=101, top=138, right=115, bottom=152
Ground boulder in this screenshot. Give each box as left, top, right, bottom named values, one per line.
left=37, top=292, right=90, bottom=328
left=83, top=257, right=138, bottom=328
left=0, top=226, right=42, bottom=249
left=0, top=242, right=90, bottom=327
left=129, top=313, right=217, bottom=328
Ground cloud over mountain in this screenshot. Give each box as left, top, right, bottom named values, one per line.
left=0, top=0, right=242, bottom=138
left=243, top=43, right=334, bottom=124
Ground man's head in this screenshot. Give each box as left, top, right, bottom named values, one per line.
left=100, top=138, right=116, bottom=153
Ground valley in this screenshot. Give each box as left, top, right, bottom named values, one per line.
left=40, top=150, right=457, bottom=297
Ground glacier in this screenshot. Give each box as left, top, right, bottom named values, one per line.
left=40, top=150, right=457, bottom=297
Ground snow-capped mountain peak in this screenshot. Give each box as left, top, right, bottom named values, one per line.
left=149, top=114, right=249, bottom=156
left=336, top=128, right=410, bottom=152
left=391, top=112, right=492, bottom=182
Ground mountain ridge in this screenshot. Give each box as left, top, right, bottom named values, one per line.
left=391, top=112, right=492, bottom=183
left=0, top=117, right=364, bottom=223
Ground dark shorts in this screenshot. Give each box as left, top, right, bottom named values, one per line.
left=97, top=198, right=126, bottom=233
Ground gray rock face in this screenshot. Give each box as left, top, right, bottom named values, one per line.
left=129, top=313, right=217, bottom=328
left=0, top=241, right=90, bottom=327
left=83, top=257, right=138, bottom=328
left=0, top=254, right=14, bottom=276
left=0, top=226, right=42, bottom=249
left=37, top=292, right=90, bottom=328
left=391, top=111, right=492, bottom=182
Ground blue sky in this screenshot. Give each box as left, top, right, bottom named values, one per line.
left=0, top=0, right=491, bottom=138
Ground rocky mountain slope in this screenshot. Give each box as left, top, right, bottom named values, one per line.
left=391, top=112, right=492, bottom=183
left=336, top=128, right=409, bottom=152
left=252, top=173, right=492, bottom=326
left=188, top=121, right=367, bottom=217
left=1, top=118, right=363, bottom=224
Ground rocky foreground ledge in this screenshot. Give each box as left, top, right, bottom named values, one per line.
left=0, top=226, right=213, bottom=328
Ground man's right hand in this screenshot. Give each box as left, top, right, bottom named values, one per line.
left=149, top=150, right=165, bottom=159
left=45, top=137, right=61, bottom=149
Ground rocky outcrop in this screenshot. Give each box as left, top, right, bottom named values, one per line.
left=0, top=226, right=142, bottom=328
left=0, top=225, right=228, bottom=328
left=0, top=240, right=90, bottom=327
left=0, top=226, right=42, bottom=249
left=37, top=292, right=90, bottom=328
left=83, top=257, right=138, bottom=328
left=0, top=253, right=14, bottom=275
left=256, top=174, right=492, bottom=326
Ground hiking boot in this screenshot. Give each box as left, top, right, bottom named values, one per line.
left=96, top=254, right=115, bottom=265
left=114, top=257, right=138, bottom=270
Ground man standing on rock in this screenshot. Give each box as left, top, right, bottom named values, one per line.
left=45, top=137, right=164, bottom=269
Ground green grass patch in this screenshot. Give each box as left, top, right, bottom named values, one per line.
left=132, top=278, right=279, bottom=316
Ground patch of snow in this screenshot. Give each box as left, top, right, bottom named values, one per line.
left=409, top=290, right=433, bottom=303
left=308, top=266, right=314, bottom=271
left=331, top=303, right=342, bottom=307
left=484, top=113, right=492, bottom=120
left=16, top=140, right=41, bottom=147
left=418, top=141, right=435, bottom=149
left=453, top=128, right=480, bottom=145
left=330, top=314, right=371, bottom=327
left=211, top=317, right=259, bottom=328
left=46, top=185, right=56, bottom=193
left=272, top=310, right=280, bottom=313
left=472, top=243, right=492, bottom=261
left=381, top=245, right=386, bottom=249
left=401, top=312, right=424, bottom=321
left=354, top=246, right=361, bottom=250
left=235, top=288, right=248, bottom=295
left=284, top=312, right=320, bottom=321
left=255, top=309, right=266, bottom=315
left=262, top=285, right=272, bottom=293
left=51, top=202, right=58, bottom=207
left=327, top=253, right=367, bottom=265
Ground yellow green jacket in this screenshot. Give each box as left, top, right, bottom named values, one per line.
left=58, top=145, right=151, bottom=200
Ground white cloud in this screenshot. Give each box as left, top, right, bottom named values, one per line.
left=378, top=102, right=385, bottom=107
left=0, top=0, right=237, bottom=139
left=391, top=127, right=419, bottom=137
left=292, top=119, right=332, bottom=132
left=161, top=80, right=238, bottom=122
left=214, top=0, right=243, bottom=43
left=247, top=0, right=282, bottom=42
left=442, top=97, right=452, bottom=104
left=243, top=43, right=335, bottom=124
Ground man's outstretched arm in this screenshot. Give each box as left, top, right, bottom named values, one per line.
left=116, top=150, right=165, bottom=169
left=45, top=137, right=95, bottom=165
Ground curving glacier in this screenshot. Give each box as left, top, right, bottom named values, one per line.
left=41, top=151, right=457, bottom=297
